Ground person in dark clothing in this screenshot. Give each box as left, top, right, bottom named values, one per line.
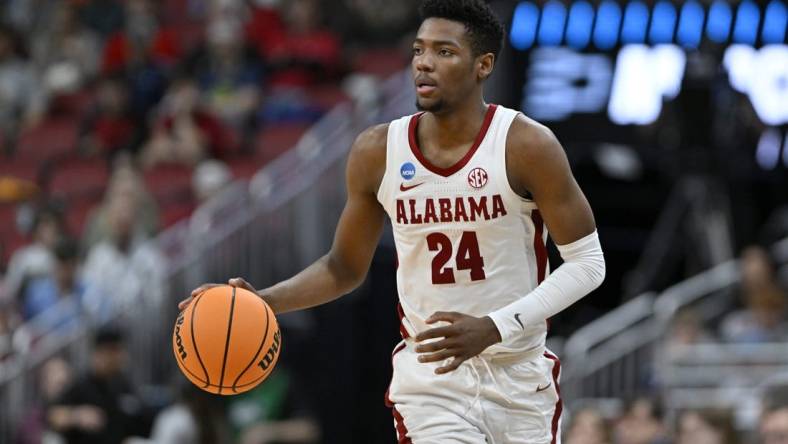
left=47, top=328, right=150, bottom=443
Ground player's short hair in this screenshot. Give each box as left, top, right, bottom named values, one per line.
left=419, top=0, right=505, bottom=59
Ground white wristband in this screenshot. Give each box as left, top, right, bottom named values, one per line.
left=487, top=230, right=605, bottom=342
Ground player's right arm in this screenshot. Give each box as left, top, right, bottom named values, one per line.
left=179, top=124, right=389, bottom=314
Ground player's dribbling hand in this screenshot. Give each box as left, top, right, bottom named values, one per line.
left=178, top=277, right=259, bottom=310
left=414, top=312, right=503, bottom=375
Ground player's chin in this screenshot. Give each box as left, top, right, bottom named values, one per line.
left=415, top=97, right=444, bottom=113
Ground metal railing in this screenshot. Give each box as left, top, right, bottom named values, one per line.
left=561, top=239, right=787, bottom=410
left=0, top=70, right=415, bottom=442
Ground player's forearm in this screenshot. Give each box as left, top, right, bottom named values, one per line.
left=258, top=254, right=363, bottom=314
left=488, top=230, right=605, bottom=342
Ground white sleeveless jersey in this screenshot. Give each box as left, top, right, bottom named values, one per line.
left=377, top=104, right=550, bottom=356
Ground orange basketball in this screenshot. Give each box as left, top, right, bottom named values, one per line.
left=173, top=285, right=281, bottom=395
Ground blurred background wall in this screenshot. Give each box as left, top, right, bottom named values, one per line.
left=0, top=0, right=786, bottom=443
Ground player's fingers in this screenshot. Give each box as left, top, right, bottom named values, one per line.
left=426, top=311, right=462, bottom=324
left=415, top=338, right=455, bottom=353
left=435, top=356, right=467, bottom=374
left=190, top=283, right=220, bottom=297
left=417, top=349, right=458, bottom=363
left=177, top=297, right=192, bottom=311
left=415, top=326, right=456, bottom=342
left=229, top=277, right=257, bottom=293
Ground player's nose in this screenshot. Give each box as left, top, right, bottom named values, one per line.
left=413, top=52, right=435, bottom=73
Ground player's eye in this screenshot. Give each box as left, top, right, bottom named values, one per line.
left=412, top=47, right=423, bottom=55
left=439, top=49, right=453, bottom=56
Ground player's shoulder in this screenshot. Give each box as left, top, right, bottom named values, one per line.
left=350, top=123, right=389, bottom=161
left=507, top=113, right=561, bottom=153
left=346, top=123, right=389, bottom=193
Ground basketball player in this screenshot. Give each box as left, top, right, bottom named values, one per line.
left=180, top=1, right=605, bottom=441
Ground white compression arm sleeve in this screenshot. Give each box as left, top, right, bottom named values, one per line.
left=487, top=230, right=605, bottom=342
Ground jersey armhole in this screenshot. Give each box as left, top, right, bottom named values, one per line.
left=498, top=111, right=536, bottom=206
left=376, top=119, right=399, bottom=206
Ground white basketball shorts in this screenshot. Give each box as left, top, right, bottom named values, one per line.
left=385, top=339, right=563, bottom=444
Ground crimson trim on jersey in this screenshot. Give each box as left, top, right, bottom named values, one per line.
left=532, top=210, right=547, bottom=284
left=408, top=104, right=498, bottom=177
left=543, top=351, right=563, bottom=444
left=532, top=210, right=550, bottom=329
left=384, top=342, right=411, bottom=443
left=396, top=302, right=410, bottom=339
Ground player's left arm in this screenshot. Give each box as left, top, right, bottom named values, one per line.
left=416, top=115, right=605, bottom=374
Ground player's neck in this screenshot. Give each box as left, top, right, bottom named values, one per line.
left=424, top=100, right=489, bottom=150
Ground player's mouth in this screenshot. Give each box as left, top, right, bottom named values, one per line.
left=415, top=77, right=438, bottom=95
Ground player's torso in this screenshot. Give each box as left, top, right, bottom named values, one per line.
left=377, top=105, right=549, bottom=355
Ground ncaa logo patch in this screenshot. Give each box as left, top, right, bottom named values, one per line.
left=468, top=167, right=488, bottom=189
left=400, top=162, right=416, bottom=180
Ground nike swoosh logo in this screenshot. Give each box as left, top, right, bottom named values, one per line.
left=514, top=313, right=524, bottom=330
left=536, top=382, right=552, bottom=393
left=400, top=182, right=425, bottom=192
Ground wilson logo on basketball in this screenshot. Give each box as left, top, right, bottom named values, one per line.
left=258, top=329, right=281, bottom=371
left=174, top=313, right=187, bottom=360
left=468, top=167, right=488, bottom=189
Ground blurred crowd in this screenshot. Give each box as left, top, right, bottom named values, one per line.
left=0, top=0, right=416, bottom=442
left=564, top=392, right=788, bottom=444
left=0, top=0, right=416, bottom=358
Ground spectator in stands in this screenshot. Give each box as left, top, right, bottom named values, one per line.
left=720, top=246, right=788, bottom=343
left=613, top=397, right=670, bottom=444
left=227, top=368, right=320, bottom=444
left=0, top=300, right=20, bottom=361
left=15, top=356, right=73, bottom=444
left=676, top=409, right=739, bottom=444
left=2, top=206, right=64, bottom=304
left=192, top=159, right=233, bottom=203
left=0, top=24, right=45, bottom=139
left=140, top=77, right=230, bottom=169
left=188, top=12, right=262, bottom=132
left=143, top=381, right=231, bottom=444
left=657, top=308, right=716, bottom=363
left=22, top=238, right=85, bottom=335
left=76, top=0, right=125, bottom=38
left=32, top=2, right=100, bottom=96
left=264, top=0, right=341, bottom=88
left=81, top=187, right=164, bottom=318
left=82, top=161, right=159, bottom=251
left=48, top=328, right=150, bottom=444
left=101, top=0, right=181, bottom=74
left=564, top=407, right=612, bottom=444
left=80, top=76, right=141, bottom=158
left=761, top=391, right=788, bottom=444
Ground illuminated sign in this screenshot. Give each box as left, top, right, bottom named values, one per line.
left=510, top=0, right=787, bottom=50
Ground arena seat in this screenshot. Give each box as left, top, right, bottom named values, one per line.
left=254, top=124, right=310, bottom=164
left=351, top=47, right=408, bottom=78
left=48, top=160, right=109, bottom=203
left=15, top=119, right=80, bottom=162
left=0, top=160, right=40, bottom=183
left=143, top=164, right=194, bottom=205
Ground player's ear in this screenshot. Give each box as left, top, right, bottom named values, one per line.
left=477, top=53, right=494, bottom=82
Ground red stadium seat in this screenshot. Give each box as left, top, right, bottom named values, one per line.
left=227, top=156, right=265, bottom=180
left=0, top=159, right=40, bottom=183
left=161, top=199, right=196, bottom=228
left=307, top=85, right=349, bottom=110
left=351, top=47, right=409, bottom=78
left=254, top=124, right=310, bottom=164
left=15, top=118, right=80, bottom=162
left=64, top=196, right=101, bottom=237
left=48, top=159, right=109, bottom=203
left=143, top=164, right=194, bottom=205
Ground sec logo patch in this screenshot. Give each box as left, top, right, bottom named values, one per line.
left=468, top=167, right=488, bottom=189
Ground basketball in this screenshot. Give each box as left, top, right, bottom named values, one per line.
left=173, top=285, right=281, bottom=395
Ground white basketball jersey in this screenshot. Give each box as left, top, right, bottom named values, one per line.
left=377, top=104, right=550, bottom=356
